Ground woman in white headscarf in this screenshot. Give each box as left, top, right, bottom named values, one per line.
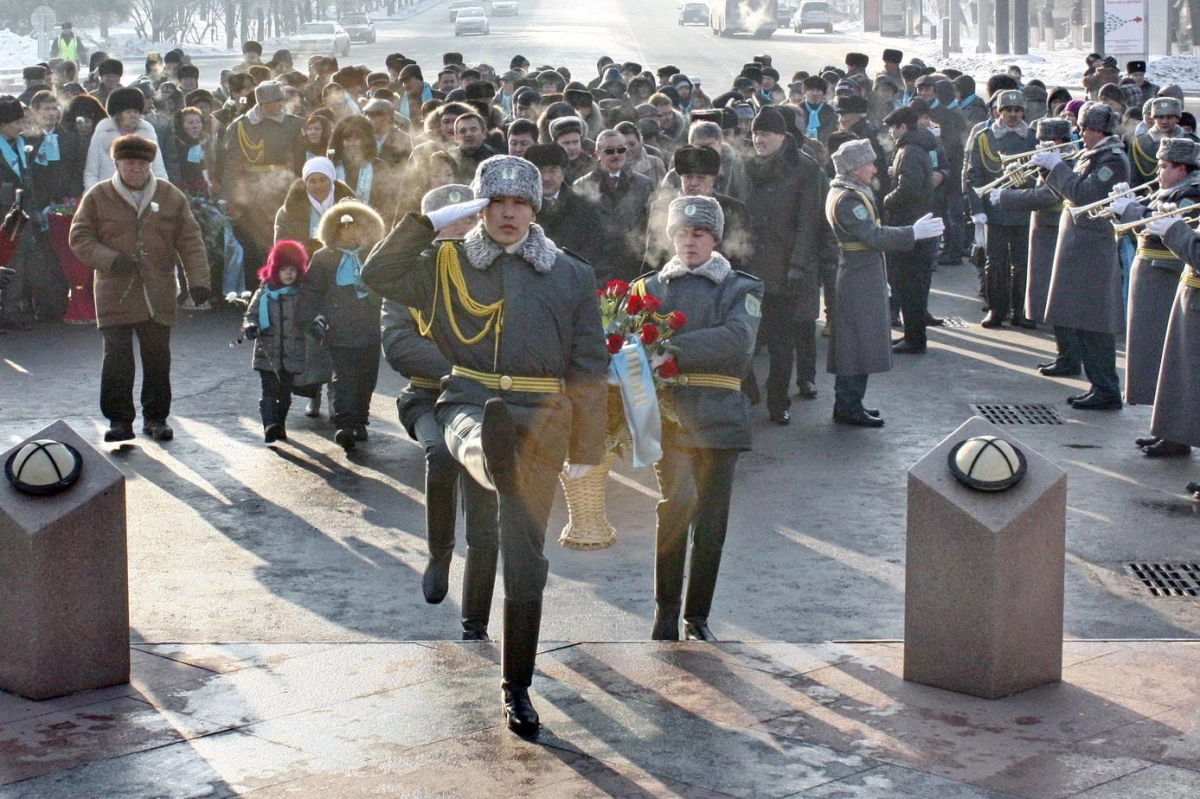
left=273, top=156, right=354, bottom=256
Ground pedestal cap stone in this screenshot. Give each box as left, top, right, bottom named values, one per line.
left=903, top=416, right=1067, bottom=699
left=0, top=420, right=129, bottom=700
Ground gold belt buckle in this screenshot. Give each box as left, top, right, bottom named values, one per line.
left=498, top=375, right=514, bottom=390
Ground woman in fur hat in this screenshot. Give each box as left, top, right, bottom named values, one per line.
left=296, top=199, right=386, bottom=451
left=84, top=85, right=167, bottom=190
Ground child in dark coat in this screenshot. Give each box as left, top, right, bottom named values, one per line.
left=243, top=240, right=309, bottom=443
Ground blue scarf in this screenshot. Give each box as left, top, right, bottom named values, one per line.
left=336, top=160, right=374, bottom=203
left=35, top=132, right=59, bottom=165
left=335, top=248, right=369, bottom=298
left=961, top=93, right=978, bottom=108
left=259, top=285, right=296, bottom=331
left=0, top=135, right=27, bottom=178
left=803, top=101, right=824, bottom=140
left=398, top=83, right=434, bottom=121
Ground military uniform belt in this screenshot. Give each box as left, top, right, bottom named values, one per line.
left=673, top=373, right=743, bottom=390
left=840, top=242, right=870, bottom=252
left=1136, top=248, right=1180, bottom=261
left=1181, top=272, right=1200, bottom=290
left=408, top=376, right=441, bottom=390
left=451, top=365, right=564, bottom=393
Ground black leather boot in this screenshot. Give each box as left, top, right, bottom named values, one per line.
left=682, top=543, right=723, bottom=643
left=422, top=478, right=458, bottom=604
left=482, top=398, right=519, bottom=495
left=502, top=599, right=542, bottom=736
left=461, top=545, right=498, bottom=640
left=651, top=603, right=680, bottom=640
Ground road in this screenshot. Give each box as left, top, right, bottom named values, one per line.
left=198, top=0, right=881, bottom=92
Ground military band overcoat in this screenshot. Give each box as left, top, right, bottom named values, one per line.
left=995, top=182, right=1062, bottom=322
left=1151, top=220, right=1200, bottom=447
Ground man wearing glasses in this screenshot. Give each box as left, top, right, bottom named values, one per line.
left=574, top=129, right=655, bottom=285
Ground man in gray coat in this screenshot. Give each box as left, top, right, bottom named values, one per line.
left=360, top=155, right=607, bottom=738
left=1031, top=103, right=1130, bottom=410
left=825, top=139, right=943, bottom=427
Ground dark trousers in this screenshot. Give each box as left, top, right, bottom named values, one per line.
left=413, top=410, right=499, bottom=561
left=231, top=217, right=268, bottom=292
left=942, top=190, right=966, bottom=260
left=1052, top=325, right=1082, bottom=369
left=1077, top=328, right=1121, bottom=399
left=985, top=223, right=1030, bottom=320
left=328, top=345, right=380, bottom=429
left=762, top=293, right=812, bottom=414
left=100, top=320, right=172, bottom=425
left=653, top=435, right=740, bottom=623
left=833, top=373, right=869, bottom=415
left=258, top=369, right=296, bottom=427
left=888, top=240, right=936, bottom=347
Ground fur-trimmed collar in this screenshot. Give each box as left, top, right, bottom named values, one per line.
left=659, top=252, right=732, bottom=283
left=463, top=222, right=557, bottom=273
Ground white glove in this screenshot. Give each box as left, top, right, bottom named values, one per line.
left=911, top=213, right=945, bottom=241
left=1109, top=196, right=1134, bottom=217
left=1110, top=181, right=1131, bottom=197
left=562, top=463, right=594, bottom=480
left=971, top=212, right=987, bottom=226
left=1029, top=150, right=1063, bottom=171
left=988, top=189, right=1004, bottom=207
left=1145, top=216, right=1178, bottom=238
left=426, top=198, right=490, bottom=232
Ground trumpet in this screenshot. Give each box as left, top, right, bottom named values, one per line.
left=1111, top=203, right=1200, bottom=233
left=1069, top=181, right=1160, bottom=221
left=998, top=140, right=1081, bottom=165
left=972, top=162, right=1041, bottom=197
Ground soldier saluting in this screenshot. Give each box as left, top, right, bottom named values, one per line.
left=824, top=139, right=943, bottom=427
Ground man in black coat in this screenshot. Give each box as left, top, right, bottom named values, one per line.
left=450, top=111, right=500, bottom=182
left=574, top=129, right=655, bottom=283
left=741, top=107, right=826, bottom=424
left=883, top=106, right=941, bottom=353
left=525, top=143, right=604, bottom=268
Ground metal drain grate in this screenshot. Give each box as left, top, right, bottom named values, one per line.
left=969, top=403, right=1065, bottom=425
left=1126, top=563, right=1200, bottom=597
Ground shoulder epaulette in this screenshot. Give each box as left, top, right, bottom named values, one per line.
left=559, top=246, right=591, bottom=266
left=734, top=269, right=763, bottom=282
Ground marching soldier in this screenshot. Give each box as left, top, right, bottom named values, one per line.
left=1126, top=98, right=1186, bottom=188
left=1144, top=211, right=1200, bottom=490
left=360, top=156, right=607, bottom=737
left=991, top=118, right=1078, bottom=374
left=638, top=196, right=762, bottom=642
left=1029, top=103, right=1131, bottom=410
left=1109, top=138, right=1200, bottom=456
left=825, top=139, right=944, bottom=427
left=379, top=184, right=500, bottom=637
left=965, top=89, right=1040, bottom=328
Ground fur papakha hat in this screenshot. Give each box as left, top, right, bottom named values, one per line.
left=1151, top=97, right=1183, bottom=118
left=1035, top=118, right=1072, bottom=141
left=1157, top=137, right=1200, bottom=167
left=471, top=155, right=542, bottom=212
left=421, top=183, right=475, bottom=215
left=1079, top=103, right=1118, bottom=134
left=666, top=195, right=724, bottom=242
left=831, top=138, right=876, bottom=177
left=111, top=134, right=158, bottom=162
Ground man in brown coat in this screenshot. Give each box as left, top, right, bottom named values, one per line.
left=70, top=134, right=211, bottom=443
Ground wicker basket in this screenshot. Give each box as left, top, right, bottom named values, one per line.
left=558, top=449, right=617, bottom=550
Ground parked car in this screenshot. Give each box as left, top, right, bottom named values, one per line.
left=679, top=2, right=709, bottom=24
left=339, top=13, right=376, bottom=43
left=792, top=0, right=833, bottom=33
left=287, top=21, right=352, bottom=56
left=492, top=0, right=519, bottom=15
left=448, top=0, right=473, bottom=21
left=454, top=6, right=490, bottom=35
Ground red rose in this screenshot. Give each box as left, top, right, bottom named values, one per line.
left=642, top=295, right=662, bottom=313
left=666, top=311, right=687, bottom=330
left=624, top=294, right=644, bottom=314
left=657, top=358, right=679, bottom=378
left=596, top=288, right=606, bottom=299
left=607, top=333, right=624, bottom=354
left=607, top=280, right=630, bottom=297
left=640, top=323, right=660, bottom=345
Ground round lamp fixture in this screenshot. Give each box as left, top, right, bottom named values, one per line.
left=947, top=435, right=1027, bottom=492
left=5, top=439, right=83, bottom=496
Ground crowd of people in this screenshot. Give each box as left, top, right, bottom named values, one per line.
left=0, top=26, right=1198, bottom=735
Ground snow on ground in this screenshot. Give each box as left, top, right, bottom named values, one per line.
left=0, top=29, right=40, bottom=70
left=844, top=22, right=1200, bottom=90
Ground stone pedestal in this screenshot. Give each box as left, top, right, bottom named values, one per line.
left=903, top=416, right=1067, bottom=699
left=0, top=420, right=128, bottom=700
